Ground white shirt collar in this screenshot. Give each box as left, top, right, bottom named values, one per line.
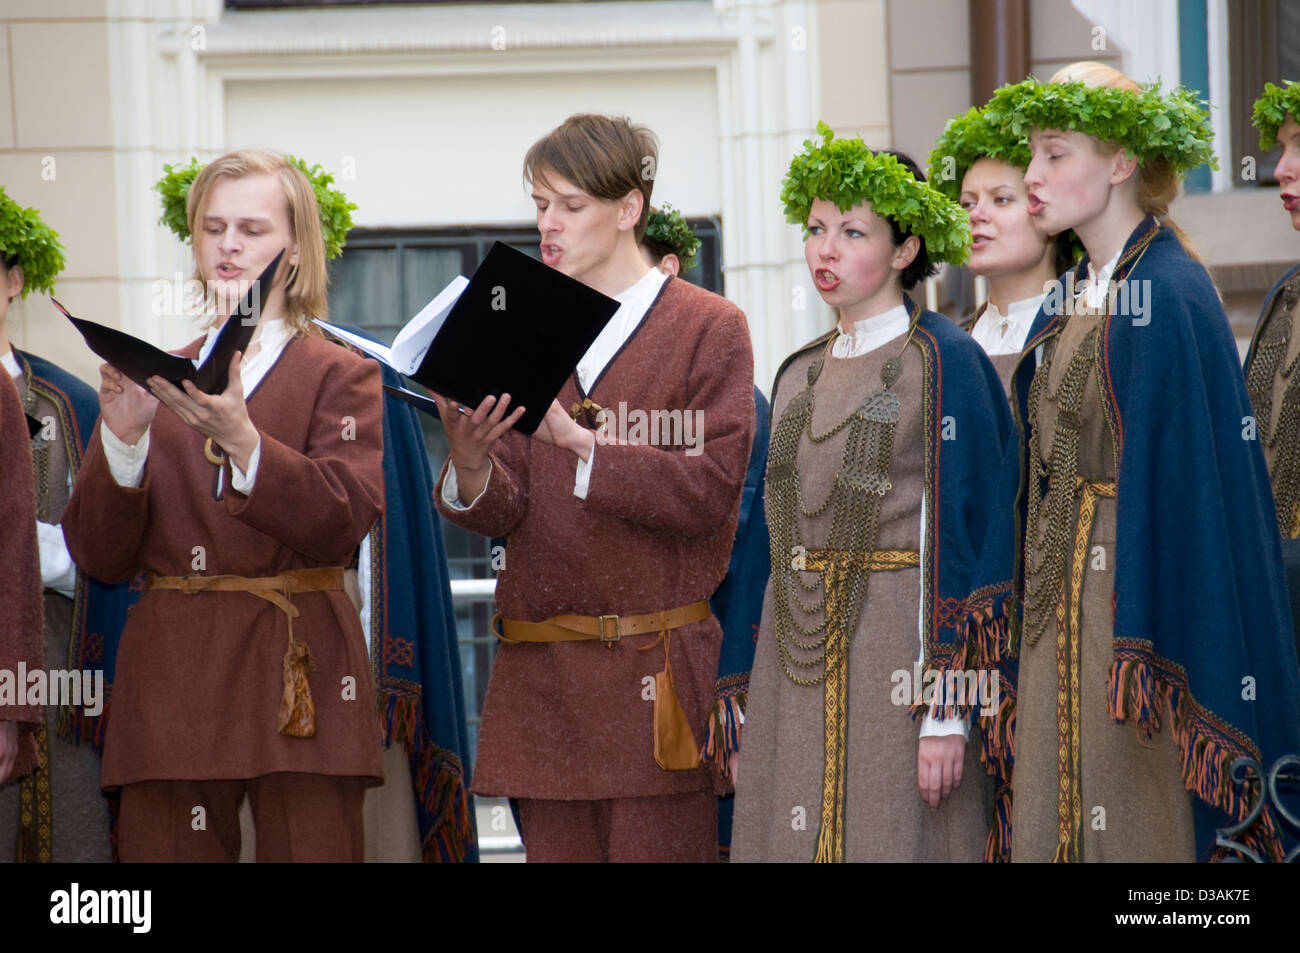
left=2, top=349, right=20, bottom=379
left=192, top=316, right=294, bottom=402
left=970, top=293, right=1046, bottom=356
left=1089, top=249, right=1123, bottom=285
left=574, top=268, right=669, bottom=391
left=831, top=302, right=910, bottom=359
left=195, top=316, right=290, bottom=367
left=615, top=267, right=668, bottom=305
left=1078, top=249, right=1123, bottom=310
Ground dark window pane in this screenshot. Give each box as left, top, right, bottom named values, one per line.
left=1281, top=0, right=1300, bottom=84
left=403, top=247, right=465, bottom=319
left=326, top=247, right=400, bottom=340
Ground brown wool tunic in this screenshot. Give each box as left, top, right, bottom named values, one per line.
left=0, top=371, right=110, bottom=860
left=0, top=372, right=42, bottom=781
left=61, top=334, right=385, bottom=788
left=732, top=333, right=992, bottom=862
left=988, top=352, right=1021, bottom=395
left=435, top=277, right=755, bottom=801
left=1012, top=309, right=1195, bottom=862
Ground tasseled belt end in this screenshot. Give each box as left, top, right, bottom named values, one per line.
left=278, top=632, right=317, bottom=738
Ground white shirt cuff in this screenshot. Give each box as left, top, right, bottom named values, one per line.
left=358, top=532, right=372, bottom=655
left=37, top=521, right=77, bottom=600
left=100, top=420, right=149, bottom=488
left=230, top=435, right=261, bottom=494
left=442, top=459, right=493, bottom=511
left=919, top=711, right=971, bottom=740
left=573, top=442, right=595, bottom=500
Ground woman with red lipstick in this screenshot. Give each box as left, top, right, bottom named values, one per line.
left=930, top=106, right=1077, bottom=390
left=732, top=124, right=1012, bottom=862
left=61, top=150, right=385, bottom=861
left=1245, top=81, right=1300, bottom=539
left=966, top=64, right=1300, bottom=862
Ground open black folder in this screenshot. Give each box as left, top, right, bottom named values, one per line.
left=56, top=251, right=284, bottom=395
left=316, top=242, right=620, bottom=435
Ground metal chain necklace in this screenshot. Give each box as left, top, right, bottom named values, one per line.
left=765, top=316, right=917, bottom=685
left=1246, top=275, right=1300, bottom=537
left=23, top=381, right=51, bottom=522
left=1022, top=229, right=1157, bottom=644
left=1022, top=324, right=1101, bottom=647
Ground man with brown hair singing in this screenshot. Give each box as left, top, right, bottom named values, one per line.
left=433, top=114, right=755, bottom=862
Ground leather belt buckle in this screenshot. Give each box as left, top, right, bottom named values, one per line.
left=598, top=614, right=621, bottom=646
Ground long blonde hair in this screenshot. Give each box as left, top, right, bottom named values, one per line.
left=186, top=149, right=328, bottom=334
left=1049, top=62, right=1207, bottom=266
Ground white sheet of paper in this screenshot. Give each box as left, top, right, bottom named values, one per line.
left=313, top=273, right=469, bottom=376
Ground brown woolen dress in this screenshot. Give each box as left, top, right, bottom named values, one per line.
left=732, top=333, right=992, bottom=862
left=1011, top=308, right=1195, bottom=862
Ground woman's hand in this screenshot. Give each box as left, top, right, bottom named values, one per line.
left=917, top=735, right=965, bottom=809
left=148, top=352, right=259, bottom=472
left=98, top=363, right=158, bottom=447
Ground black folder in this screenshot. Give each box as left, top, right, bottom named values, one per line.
left=333, top=242, right=620, bottom=435
left=57, top=250, right=283, bottom=395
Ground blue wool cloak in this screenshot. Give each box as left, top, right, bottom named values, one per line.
left=902, top=298, right=1015, bottom=673
left=964, top=218, right=1300, bottom=861
left=352, top=350, right=478, bottom=862
left=708, top=385, right=770, bottom=855
left=705, top=387, right=770, bottom=768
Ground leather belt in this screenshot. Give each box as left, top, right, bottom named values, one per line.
left=494, top=599, right=712, bottom=647
left=146, top=567, right=345, bottom=605
left=494, top=599, right=713, bottom=772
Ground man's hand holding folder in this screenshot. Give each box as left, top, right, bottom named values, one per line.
left=316, top=242, right=619, bottom=436
left=62, top=251, right=283, bottom=472
left=429, top=391, right=526, bottom=505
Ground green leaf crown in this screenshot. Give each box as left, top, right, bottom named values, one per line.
left=0, top=187, right=66, bottom=298
left=1252, top=80, right=1300, bottom=152
left=982, top=77, right=1218, bottom=174
left=781, top=121, right=970, bottom=265
left=644, top=203, right=701, bottom=270
left=927, top=106, right=1032, bottom=203
left=154, top=155, right=357, bottom=259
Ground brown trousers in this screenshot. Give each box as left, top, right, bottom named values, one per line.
left=518, top=791, right=717, bottom=862
left=118, top=773, right=365, bottom=862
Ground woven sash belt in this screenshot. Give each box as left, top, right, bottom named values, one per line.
left=493, top=599, right=712, bottom=771
left=146, top=567, right=346, bottom=738
left=1054, top=478, right=1117, bottom=862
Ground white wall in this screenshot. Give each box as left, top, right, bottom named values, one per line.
left=224, top=70, right=721, bottom=229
